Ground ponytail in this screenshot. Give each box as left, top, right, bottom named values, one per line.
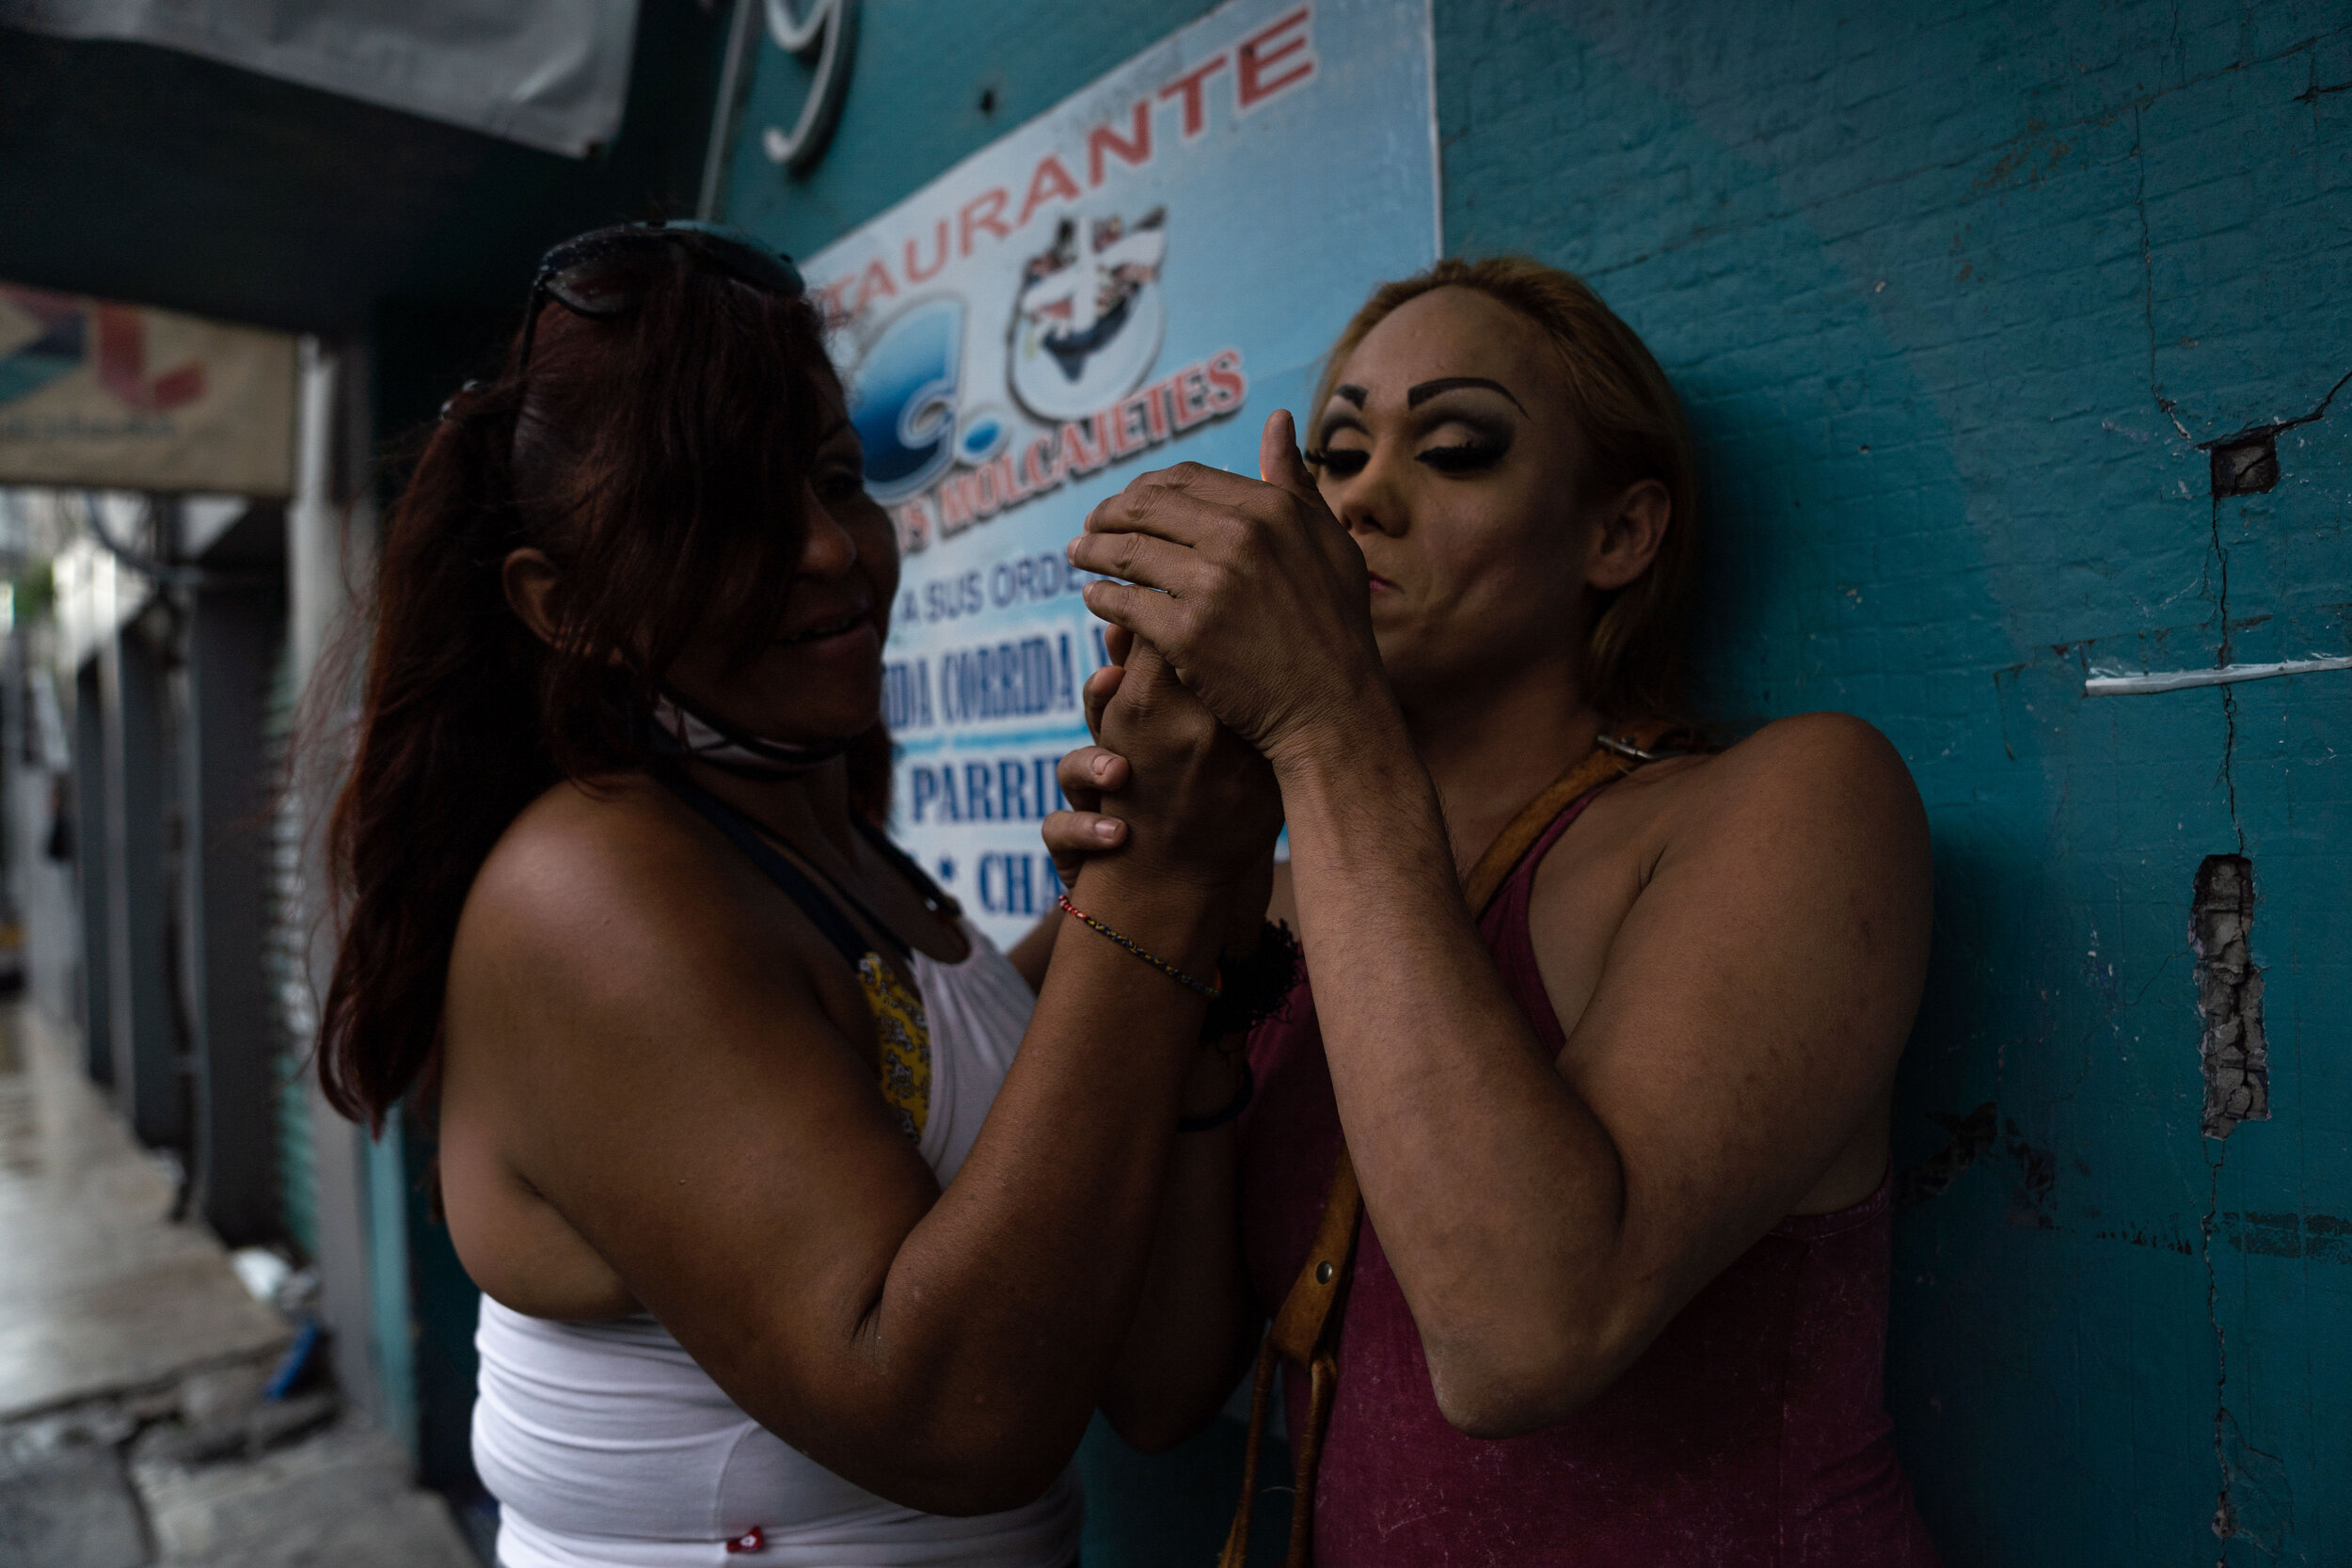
left=319, top=387, right=550, bottom=1129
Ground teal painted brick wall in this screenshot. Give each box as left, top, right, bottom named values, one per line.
left=1437, top=4, right=2351, bottom=1561
left=723, top=2, right=2352, bottom=1560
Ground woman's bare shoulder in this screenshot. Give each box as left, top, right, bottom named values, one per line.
left=1629, top=711, right=1924, bottom=851
left=453, top=773, right=775, bottom=1006
left=477, top=771, right=696, bottom=881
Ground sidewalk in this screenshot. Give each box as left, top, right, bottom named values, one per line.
left=0, top=1005, right=479, bottom=1567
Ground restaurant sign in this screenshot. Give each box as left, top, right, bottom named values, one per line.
left=794, top=0, right=1438, bottom=943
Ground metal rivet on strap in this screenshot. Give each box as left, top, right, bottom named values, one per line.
left=1316, top=1260, right=1335, bottom=1285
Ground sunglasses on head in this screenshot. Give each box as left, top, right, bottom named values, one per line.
left=516, top=220, right=807, bottom=374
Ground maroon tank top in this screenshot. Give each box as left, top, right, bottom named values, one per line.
left=1238, top=791, right=1939, bottom=1566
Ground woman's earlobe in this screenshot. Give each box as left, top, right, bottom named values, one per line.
left=501, top=548, right=565, bottom=648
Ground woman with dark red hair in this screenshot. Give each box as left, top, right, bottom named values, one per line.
left=319, top=223, right=1279, bottom=1567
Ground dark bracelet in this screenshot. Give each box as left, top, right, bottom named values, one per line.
left=1056, top=894, right=1222, bottom=999
left=1176, top=1058, right=1254, bottom=1132
left=1200, top=919, right=1303, bottom=1045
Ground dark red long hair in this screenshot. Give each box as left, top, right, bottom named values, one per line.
left=319, top=251, right=877, bottom=1131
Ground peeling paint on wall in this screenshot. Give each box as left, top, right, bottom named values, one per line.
left=2002, top=1119, right=2058, bottom=1228
left=1895, top=1101, right=1996, bottom=1209
left=2190, top=854, right=2266, bottom=1139
left=2219, top=1211, right=2352, bottom=1263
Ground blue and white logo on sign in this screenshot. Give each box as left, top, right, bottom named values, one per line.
left=850, top=296, right=964, bottom=502
left=953, top=405, right=1012, bottom=466
left=1008, top=208, right=1167, bottom=423
left=793, top=0, right=1438, bottom=946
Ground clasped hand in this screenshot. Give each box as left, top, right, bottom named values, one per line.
left=1064, top=411, right=1387, bottom=774
left=1042, top=629, right=1272, bottom=953
left=1045, top=412, right=1391, bottom=945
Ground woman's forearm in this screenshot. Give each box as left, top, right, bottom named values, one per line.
left=1272, top=708, right=1634, bottom=1432
left=1005, top=908, right=1061, bottom=993
left=1101, top=1046, right=1257, bottom=1451
left=779, top=860, right=1229, bottom=1511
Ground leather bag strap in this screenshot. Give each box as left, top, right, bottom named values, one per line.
left=1458, top=743, right=1643, bottom=917
left=1218, top=1152, right=1361, bottom=1568
left=1217, top=722, right=1685, bottom=1568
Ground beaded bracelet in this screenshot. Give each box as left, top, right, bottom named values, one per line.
left=1056, top=894, right=1222, bottom=999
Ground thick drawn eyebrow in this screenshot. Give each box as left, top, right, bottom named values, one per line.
left=1332, top=385, right=1368, bottom=407
left=1406, top=377, right=1527, bottom=415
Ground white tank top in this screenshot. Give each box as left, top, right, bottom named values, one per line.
left=473, top=923, right=1082, bottom=1568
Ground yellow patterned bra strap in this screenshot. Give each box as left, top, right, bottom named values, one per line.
left=858, top=953, right=932, bottom=1141
left=649, top=764, right=936, bottom=1144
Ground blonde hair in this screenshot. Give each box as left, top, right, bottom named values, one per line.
left=1310, top=256, right=1699, bottom=723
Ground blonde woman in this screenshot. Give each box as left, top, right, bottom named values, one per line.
left=1056, top=258, right=1940, bottom=1565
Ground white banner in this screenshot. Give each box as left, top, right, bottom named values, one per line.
left=0, top=0, right=637, bottom=156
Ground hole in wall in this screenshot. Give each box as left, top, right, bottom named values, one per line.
left=2209, top=434, right=2279, bottom=497
left=2191, top=854, right=2268, bottom=1138
left=977, top=86, right=998, bottom=116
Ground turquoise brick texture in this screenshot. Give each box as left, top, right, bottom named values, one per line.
left=1438, top=4, right=2351, bottom=1562
left=725, top=3, right=2352, bottom=1562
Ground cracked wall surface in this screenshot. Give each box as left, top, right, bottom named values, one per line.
left=2192, top=854, right=2268, bottom=1138
left=1438, top=3, right=2349, bottom=1563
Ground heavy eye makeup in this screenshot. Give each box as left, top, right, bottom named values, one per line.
left=1412, top=411, right=1514, bottom=474
left=1306, top=409, right=1515, bottom=479
left=1307, top=412, right=1373, bottom=478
